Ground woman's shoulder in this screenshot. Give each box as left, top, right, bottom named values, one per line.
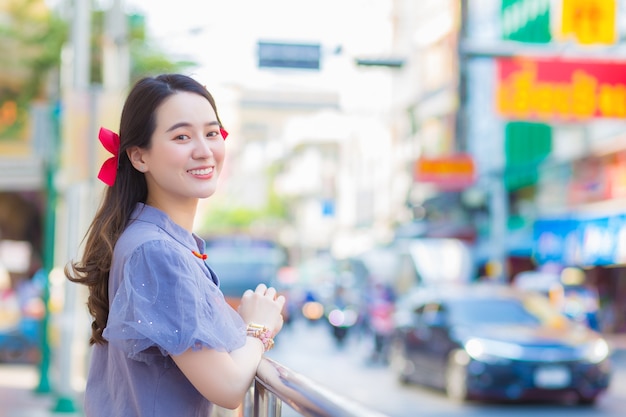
left=116, top=219, right=166, bottom=253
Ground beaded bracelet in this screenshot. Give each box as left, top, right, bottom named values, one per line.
left=246, top=323, right=274, bottom=352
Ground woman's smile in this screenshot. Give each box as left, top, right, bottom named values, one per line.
left=187, top=166, right=215, bottom=178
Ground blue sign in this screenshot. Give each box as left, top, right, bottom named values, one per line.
left=534, top=218, right=578, bottom=265
left=257, top=41, right=321, bottom=70
left=533, top=213, right=626, bottom=267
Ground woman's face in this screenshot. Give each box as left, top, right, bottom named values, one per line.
left=131, top=91, right=226, bottom=206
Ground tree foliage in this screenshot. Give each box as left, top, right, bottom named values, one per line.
left=90, top=10, right=197, bottom=85
left=200, top=164, right=289, bottom=235
left=0, top=1, right=198, bottom=141
left=0, top=0, right=67, bottom=140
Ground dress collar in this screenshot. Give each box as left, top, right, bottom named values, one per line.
left=130, top=203, right=205, bottom=254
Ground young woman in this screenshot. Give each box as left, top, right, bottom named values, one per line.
left=66, top=74, right=285, bottom=417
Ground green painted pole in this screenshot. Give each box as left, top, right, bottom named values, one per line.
left=35, top=103, right=60, bottom=394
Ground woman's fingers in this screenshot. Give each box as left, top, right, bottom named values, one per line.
left=264, top=287, right=277, bottom=299
left=251, top=283, right=280, bottom=300
left=238, top=286, right=286, bottom=336
left=275, top=294, right=286, bottom=307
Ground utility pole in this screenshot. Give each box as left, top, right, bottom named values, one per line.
left=49, top=0, right=92, bottom=413
left=457, top=0, right=509, bottom=282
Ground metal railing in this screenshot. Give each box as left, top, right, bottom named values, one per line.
left=211, top=357, right=390, bottom=417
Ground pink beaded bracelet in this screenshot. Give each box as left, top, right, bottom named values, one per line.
left=246, top=323, right=275, bottom=352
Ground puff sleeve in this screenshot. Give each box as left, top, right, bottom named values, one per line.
left=103, top=239, right=246, bottom=364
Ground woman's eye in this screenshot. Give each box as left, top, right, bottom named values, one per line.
left=206, top=131, right=219, bottom=138
left=175, top=134, right=189, bottom=141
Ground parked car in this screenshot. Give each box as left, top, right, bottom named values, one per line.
left=0, top=271, right=45, bottom=363
left=202, top=235, right=291, bottom=322
left=389, top=283, right=611, bottom=405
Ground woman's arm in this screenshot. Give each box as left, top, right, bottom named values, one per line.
left=172, top=283, right=285, bottom=409
left=171, top=336, right=265, bottom=409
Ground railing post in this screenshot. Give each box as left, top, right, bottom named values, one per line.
left=254, top=379, right=282, bottom=417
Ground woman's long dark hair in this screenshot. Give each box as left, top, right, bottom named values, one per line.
left=66, top=74, right=223, bottom=345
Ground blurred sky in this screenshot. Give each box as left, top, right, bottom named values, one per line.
left=124, top=0, right=393, bottom=90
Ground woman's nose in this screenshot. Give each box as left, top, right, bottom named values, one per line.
left=193, top=136, right=213, bottom=158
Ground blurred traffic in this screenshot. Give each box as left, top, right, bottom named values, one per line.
left=389, top=283, right=610, bottom=404
left=273, top=235, right=620, bottom=406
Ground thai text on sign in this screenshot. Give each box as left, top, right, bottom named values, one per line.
left=496, top=57, right=626, bottom=121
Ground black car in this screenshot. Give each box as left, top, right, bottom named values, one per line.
left=389, top=284, right=612, bottom=404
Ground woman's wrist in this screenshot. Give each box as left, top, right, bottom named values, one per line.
left=246, top=322, right=274, bottom=352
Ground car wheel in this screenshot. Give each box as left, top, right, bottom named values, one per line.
left=445, top=349, right=469, bottom=402
left=389, top=337, right=412, bottom=385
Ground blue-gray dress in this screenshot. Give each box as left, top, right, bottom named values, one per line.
left=85, top=203, right=246, bottom=417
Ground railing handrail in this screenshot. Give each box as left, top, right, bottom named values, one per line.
left=211, top=357, right=390, bottom=417
left=252, top=357, right=390, bottom=417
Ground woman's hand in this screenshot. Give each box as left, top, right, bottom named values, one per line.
left=238, top=283, right=285, bottom=336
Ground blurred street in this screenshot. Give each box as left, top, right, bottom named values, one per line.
left=268, top=319, right=626, bottom=417
left=0, top=365, right=82, bottom=417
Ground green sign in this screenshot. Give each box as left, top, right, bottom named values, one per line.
left=502, top=0, right=553, bottom=190
left=504, top=122, right=552, bottom=190
left=501, top=0, right=551, bottom=43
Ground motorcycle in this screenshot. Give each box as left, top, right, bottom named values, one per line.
left=326, top=305, right=359, bottom=347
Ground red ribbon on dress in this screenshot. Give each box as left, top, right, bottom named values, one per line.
left=97, top=127, right=120, bottom=187
left=192, top=250, right=208, bottom=260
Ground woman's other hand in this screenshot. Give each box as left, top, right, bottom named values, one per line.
left=238, top=283, right=285, bottom=336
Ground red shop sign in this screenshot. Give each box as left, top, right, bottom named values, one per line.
left=415, top=154, right=475, bottom=190
left=496, top=57, right=626, bottom=121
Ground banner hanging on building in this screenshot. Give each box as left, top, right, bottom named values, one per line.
left=496, top=57, right=626, bottom=121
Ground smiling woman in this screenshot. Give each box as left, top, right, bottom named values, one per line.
left=65, top=74, right=286, bottom=417
left=126, top=91, right=226, bottom=213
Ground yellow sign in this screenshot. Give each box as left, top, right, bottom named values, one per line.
left=560, top=0, right=617, bottom=45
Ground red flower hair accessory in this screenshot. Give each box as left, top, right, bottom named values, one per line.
left=97, top=127, right=120, bottom=186
left=220, top=127, right=229, bottom=140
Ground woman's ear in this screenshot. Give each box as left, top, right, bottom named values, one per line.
left=127, top=146, right=147, bottom=172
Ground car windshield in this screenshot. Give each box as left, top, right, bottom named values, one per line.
left=447, top=298, right=545, bottom=326
left=204, top=238, right=286, bottom=298
left=209, top=257, right=279, bottom=296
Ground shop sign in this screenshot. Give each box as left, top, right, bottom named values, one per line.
left=559, top=0, right=617, bottom=45
left=577, top=217, right=616, bottom=266
left=496, top=57, right=626, bottom=121
left=606, top=152, right=626, bottom=199
left=534, top=214, right=626, bottom=266
left=414, top=154, right=475, bottom=190
left=534, top=218, right=579, bottom=265
left=567, top=157, right=607, bottom=205
left=567, top=152, right=626, bottom=205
